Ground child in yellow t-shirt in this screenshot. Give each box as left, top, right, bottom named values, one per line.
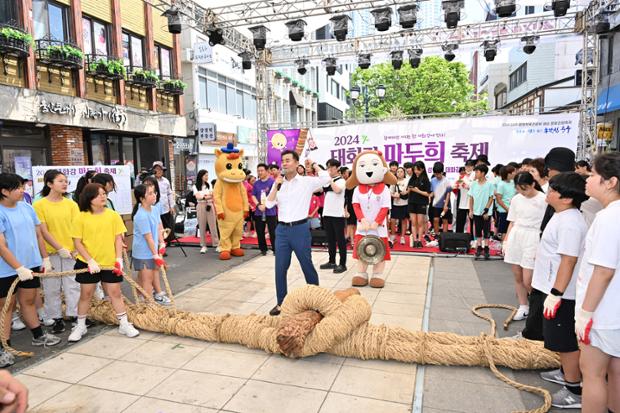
left=68, top=183, right=139, bottom=342
left=33, top=170, right=80, bottom=334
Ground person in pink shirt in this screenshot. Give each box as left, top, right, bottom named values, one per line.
left=308, top=193, right=321, bottom=229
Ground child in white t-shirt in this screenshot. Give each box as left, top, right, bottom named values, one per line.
left=575, top=153, right=620, bottom=413
left=533, top=172, right=588, bottom=409
left=503, top=172, right=547, bottom=321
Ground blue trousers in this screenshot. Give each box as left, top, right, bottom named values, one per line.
left=275, top=222, right=319, bottom=305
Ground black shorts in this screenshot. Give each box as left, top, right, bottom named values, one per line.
left=522, top=288, right=545, bottom=341
left=74, top=260, right=123, bottom=284
left=472, top=215, right=491, bottom=239
left=0, top=269, right=42, bottom=298
left=390, top=205, right=409, bottom=220
left=543, top=298, right=579, bottom=353
left=408, top=204, right=427, bottom=215
left=432, top=207, right=453, bottom=222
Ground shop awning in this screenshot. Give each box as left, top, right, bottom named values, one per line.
left=597, top=83, right=620, bottom=114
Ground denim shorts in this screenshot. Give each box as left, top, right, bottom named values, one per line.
left=132, top=258, right=157, bottom=270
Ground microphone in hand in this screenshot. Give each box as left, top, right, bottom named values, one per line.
left=277, top=168, right=286, bottom=191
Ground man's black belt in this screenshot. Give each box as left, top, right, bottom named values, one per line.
left=278, top=218, right=308, bottom=227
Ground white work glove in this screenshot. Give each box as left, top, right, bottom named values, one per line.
left=575, top=308, right=594, bottom=345
left=543, top=294, right=562, bottom=320
left=42, top=257, right=53, bottom=273
left=16, top=266, right=33, bottom=281
left=57, top=248, right=72, bottom=259
left=87, top=258, right=101, bottom=274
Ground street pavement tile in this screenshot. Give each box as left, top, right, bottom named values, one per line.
left=182, top=347, right=269, bottom=378
left=175, top=296, right=221, bottom=313
left=381, top=282, right=427, bottom=294
left=224, top=380, right=327, bottom=413
left=203, top=279, right=247, bottom=291
left=252, top=356, right=341, bottom=390
left=370, top=313, right=422, bottom=331
left=149, top=370, right=245, bottom=409
left=423, top=378, right=525, bottom=412
left=206, top=299, right=262, bottom=314
left=15, top=374, right=71, bottom=409
left=319, top=392, right=412, bottom=413
left=331, top=365, right=416, bottom=404
left=372, top=300, right=424, bottom=317
left=123, top=397, right=218, bottom=413
left=209, top=342, right=270, bottom=355
left=376, top=291, right=426, bottom=304
left=343, top=357, right=417, bottom=375
left=121, top=340, right=204, bottom=369
left=80, top=360, right=173, bottom=395
left=181, top=287, right=231, bottom=301
left=30, top=384, right=138, bottom=413
left=67, top=334, right=146, bottom=360
left=103, top=328, right=159, bottom=340
left=225, top=288, right=275, bottom=304
left=425, top=365, right=509, bottom=387
left=150, top=333, right=213, bottom=348
left=26, top=353, right=111, bottom=383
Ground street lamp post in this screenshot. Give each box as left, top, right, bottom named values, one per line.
left=350, top=84, right=385, bottom=122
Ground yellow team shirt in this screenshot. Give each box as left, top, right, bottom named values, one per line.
left=33, top=197, right=80, bottom=254
left=71, top=208, right=127, bottom=266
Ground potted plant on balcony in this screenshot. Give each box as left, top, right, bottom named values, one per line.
left=0, top=26, right=33, bottom=57
left=132, top=68, right=159, bottom=87
left=89, top=58, right=126, bottom=79
left=46, top=44, right=83, bottom=67
left=161, top=79, right=187, bottom=95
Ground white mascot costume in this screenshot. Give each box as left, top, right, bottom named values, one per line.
left=346, top=150, right=397, bottom=288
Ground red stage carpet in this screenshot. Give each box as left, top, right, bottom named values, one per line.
left=172, top=234, right=503, bottom=257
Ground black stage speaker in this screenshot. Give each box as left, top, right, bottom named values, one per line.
left=439, top=232, right=471, bottom=252
left=311, top=229, right=328, bottom=246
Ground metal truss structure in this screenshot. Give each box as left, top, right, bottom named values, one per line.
left=158, top=0, right=618, bottom=161
left=204, top=0, right=426, bottom=28
left=269, top=13, right=578, bottom=64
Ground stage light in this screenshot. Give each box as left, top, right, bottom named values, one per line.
left=551, top=0, right=570, bottom=17
left=494, top=0, right=516, bottom=18
left=358, top=53, right=371, bottom=70
left=593, top=13, right=611, bottom=34
left=207, top=28, right=225, bottom=46
left=296, top=59, right=309, bottom=75
left=371, top=7, right=392, bottom=32
left=285, top=19, right=307, bottom=41
left=482, top=40, right=498, bottom=62
left=162, top=7, right=181, bottom=34
left=397, top=5, right=418, bottom=29
left=442, top=43, right=458, bottom=61
left=521, top=36, right=539, bottom=54
left=350, top=85, right=361, bottom=101
left=391, top=51, right=404, bottom=70
left=249, top=25, right=269, bottom=51
left=329, top=15, right=350, bottom=41
left=408, top=48, right=423, bottom=68
left=323, top=57, right=337, bottom=76
left=238, top=51, right=252, bottom=70
left=442, top=0, right=464, bottom=29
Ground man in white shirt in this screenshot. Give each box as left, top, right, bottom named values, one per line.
left=153, top=161, right=175, bottom=243
left=319, top=159, right=348, bottom=274
left=266, top=150, right=331, bottom=315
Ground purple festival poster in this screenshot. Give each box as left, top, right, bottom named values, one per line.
left=267, top=129, right=301, bottom=166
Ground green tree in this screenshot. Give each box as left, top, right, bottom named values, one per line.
left=347, top=56, right=488, bottom=120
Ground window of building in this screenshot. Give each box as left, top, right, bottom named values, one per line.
left=608, top=35, right=614, bottom=75
left=154, top=44, right=172, bottom=79
left=82, top=16, right=110, bottom=56
left=331, top=79, right=339, bottom=98
left=33, top=0, right=71, bottom=42
left=509, top=63, right=527, bottom=90
left=196, top=68, right=257, bottom=120
left=122, top=31, right=144, bottom=70
left=525, top=5, right=535, bottom=14
left=0, top=0, right=19, bottom=25
left=494, top=88, right=507, bottom=108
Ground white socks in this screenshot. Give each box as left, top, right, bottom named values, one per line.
left=77, top=315, right=87, bottom=329
left=116, top=312, right=129, bottom=325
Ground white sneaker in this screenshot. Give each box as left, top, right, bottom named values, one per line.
left=68, top=324, right=88, bottom=342
left=153, top=292, right=172, bottom=306
left=215, top=245, right=221, bottom=252
left=200, top=246, right=207, bottom=254
left=119, top=322, right=140, bottom=338
left=11, top=314, right=26, bottom=331
left=513, top=307, right=529, bottom=321
left=0, top=349, right=15, bottom=368
left=400, top=236, right=405, bottom=245
left=40, top=318, right=55, bottom=327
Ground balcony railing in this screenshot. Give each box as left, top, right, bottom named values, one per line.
left=86, top=54, right=126, bottom=81
left=0, top=23, right=32, bottom=59
left=125, top=66, right=158, bottom=89
left=35, top=38, right=83, bottom=70
left=157, top=76, right=187, bottom=95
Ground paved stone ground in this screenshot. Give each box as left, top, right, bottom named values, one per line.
left=422, top=257, right=566, bottom=413
left=14, top=252, right=429, bottom=413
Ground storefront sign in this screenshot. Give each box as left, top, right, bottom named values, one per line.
left=39, top=100, right=128, bottom=127
left=174, top=138, right=194, bottom=154
left=193, top=42, right=213, bottom=64
left=300, top=113, right=580, bottom=179
left=197, top=122, right=217, bottom=143
left=32, top=165, right=133, bottom=215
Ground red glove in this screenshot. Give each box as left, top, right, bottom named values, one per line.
left=158, top=242, right=166, bottom=256
left=112, top=258, right=124, bottom=276
left=244, top=211, right=249, bottom=219
left=153, top=255, right=166, bottom=268
left=217, top=212, right=225, bottom=220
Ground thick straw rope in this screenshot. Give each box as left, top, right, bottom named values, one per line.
left=2, top=268, right=557, bottom=412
